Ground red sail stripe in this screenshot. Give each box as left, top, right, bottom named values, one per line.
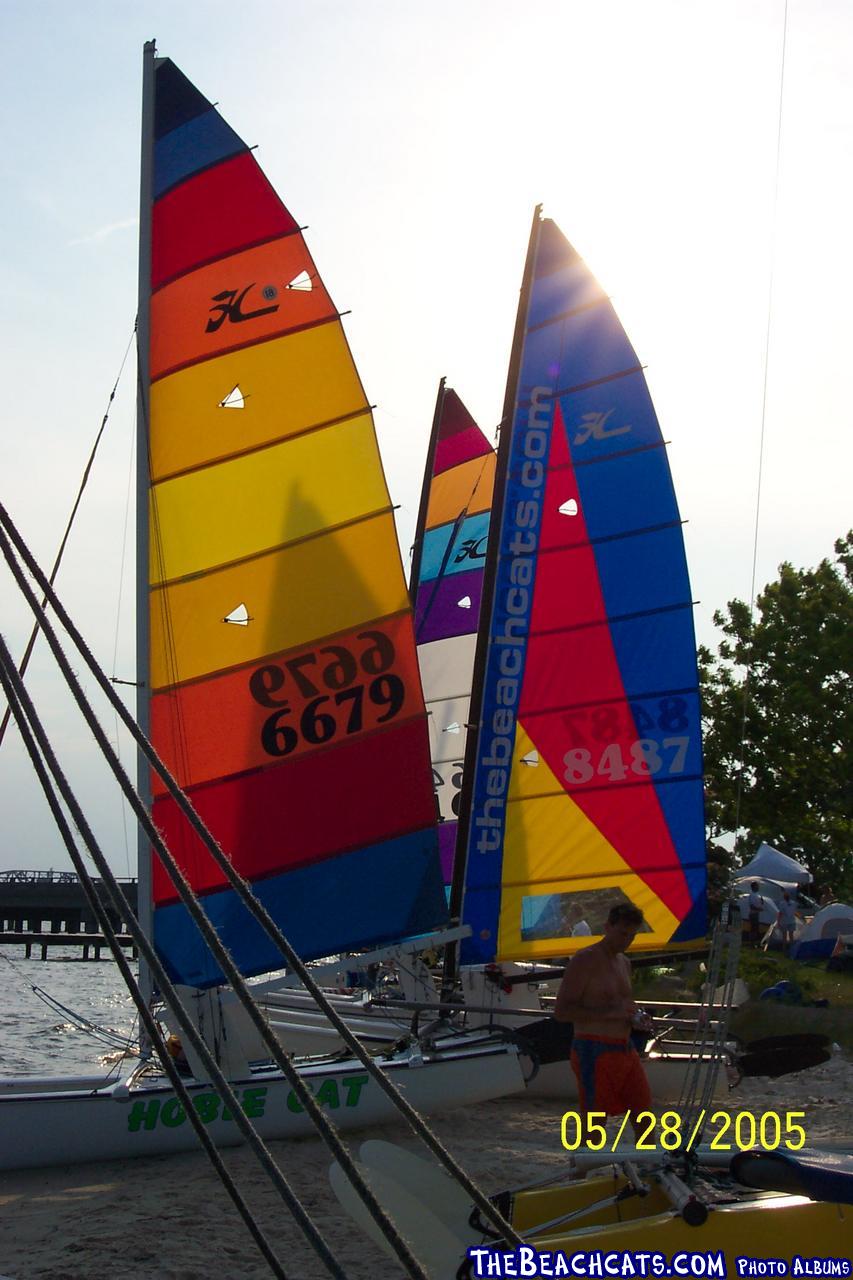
left=152, top=150, right=298, bottom=290
left=152, top=714, right=436, bottom=904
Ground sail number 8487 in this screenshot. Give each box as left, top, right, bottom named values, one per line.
left=564, top=737, right=690, bottom=785
left=249, top=631, right=405, bottom=757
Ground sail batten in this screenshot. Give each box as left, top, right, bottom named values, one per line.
left=458, top=215, right=706, bottom=964
left=144, top=56, right=446, bottom=985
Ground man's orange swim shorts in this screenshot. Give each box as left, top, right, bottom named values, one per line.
left=570, top=1034, right=652, bottom=1115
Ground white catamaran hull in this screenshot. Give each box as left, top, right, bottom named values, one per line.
left=0, top=1039, right=525, bottom=1172
left=255, top=1002, right=726, bottom=1101
left=252, top=965, right=727, bottom=1102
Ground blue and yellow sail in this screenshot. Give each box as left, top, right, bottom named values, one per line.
left=458, top=214, right=707, bottom=964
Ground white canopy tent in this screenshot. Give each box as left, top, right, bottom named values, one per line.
left=738, top=842, right=812, bottom=886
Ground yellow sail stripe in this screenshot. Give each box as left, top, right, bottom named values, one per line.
left=149, top=324, right=366, bottom=482
left=150, top=412, right=385, bottom=585
left=150, top=512, right=408, bottom=690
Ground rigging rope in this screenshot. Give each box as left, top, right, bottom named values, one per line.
left=0, top=325, right=137, bottom=753
left=732, top=0, right=789, bottom=861
left=0, top=499, right=523, bottom=1252
left=1, top=517, right=425, bottom=1280
left=0, top=509, right=512, bottom=1280
left=0, top=638, right=295, bottom=1280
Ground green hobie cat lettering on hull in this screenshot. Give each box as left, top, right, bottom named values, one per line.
left=126, top=1085, right=268, bottom=1133
left=286, top=1074, right=369, bottom=1113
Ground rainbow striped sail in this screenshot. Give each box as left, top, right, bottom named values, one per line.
left=410, top=383, right=495, bottom=884
left=141, top=55, right=446, bottom=987
left=458, top=214, right=707, bottom=965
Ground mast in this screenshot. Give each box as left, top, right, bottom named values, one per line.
left=408, top=376, right=446, bottom=600
left=441, top=205, right=542, bottom=991
left=135, top=39, right=156, bottom=1004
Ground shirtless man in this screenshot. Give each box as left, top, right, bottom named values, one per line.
left=554, top=901, right=652, bottom=1140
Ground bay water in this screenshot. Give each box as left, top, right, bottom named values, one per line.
left=0, top=947, right=138, bottom=1077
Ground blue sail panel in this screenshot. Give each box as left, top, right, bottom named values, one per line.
left=460, top=216, right=706, bottom=963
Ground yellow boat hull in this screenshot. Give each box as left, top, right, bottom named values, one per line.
left=511, top=1171, right=850, bottom=1268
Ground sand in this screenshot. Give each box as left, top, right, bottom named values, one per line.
left=0, top=1054, right=851, bottom=1280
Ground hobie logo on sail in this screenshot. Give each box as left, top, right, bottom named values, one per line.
left=454, top=534, right=489, bottom=564
left=205, top=283, right=280, bottom=332
left=473, top=387, right=553, bottom=856
left=573, top=408, right=630, bottom=445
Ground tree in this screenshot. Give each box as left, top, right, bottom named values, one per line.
left=699, top=533, right=852, bottom=900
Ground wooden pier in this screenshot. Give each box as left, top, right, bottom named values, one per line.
left=0, top=930, right=137, bottom=960
left=0, top=869, right=138, bottom=961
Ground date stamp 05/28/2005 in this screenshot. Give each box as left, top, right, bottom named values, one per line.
left=559, top=1109, right=809, bottom=1153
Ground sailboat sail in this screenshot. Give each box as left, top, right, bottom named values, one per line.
left=410, top=384, right=495, bottom=884
left=459, top=216, right=706, bottom=965
left=143, top=58, right=447, bottom=986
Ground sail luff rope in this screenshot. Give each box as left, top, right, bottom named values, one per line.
left=0, top=325, right=137, bottom=753
left=0, top=640, right=297, bottom=1280
left=732, top=0, right=789, bottom=862
left=0, top=507, right=514, bottom=1262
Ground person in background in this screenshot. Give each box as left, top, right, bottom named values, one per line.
left=776, top=891, right=800, bottom=955
left=568, top=903, right=592, bottom=937
left=554, top=902, right=652, bottom=1143
left=747, top=881, right=766, bottom=947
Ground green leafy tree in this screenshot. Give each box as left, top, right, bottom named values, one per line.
left=699, top=533, right=852, bottom=900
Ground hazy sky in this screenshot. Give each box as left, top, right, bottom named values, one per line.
left=1, top=0, right=850, bottom=876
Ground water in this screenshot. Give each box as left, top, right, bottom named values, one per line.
left=0, top=947, right=138, bottom=1077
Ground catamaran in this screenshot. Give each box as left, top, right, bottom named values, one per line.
left=233, top=221, right=720, bottom=1099
left=0, top=43, right=526, bottom=1173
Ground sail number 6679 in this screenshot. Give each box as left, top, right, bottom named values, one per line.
left=249, top=631, right=405, bottom=757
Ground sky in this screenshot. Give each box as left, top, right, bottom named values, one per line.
left=0, top=0, right=850, bottom=878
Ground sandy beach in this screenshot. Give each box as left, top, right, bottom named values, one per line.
left=0, top=1053, right=850, bottom=1280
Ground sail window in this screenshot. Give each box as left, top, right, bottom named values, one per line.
left=521, top=888, right=652, bottom=942
left=219, top=386, right=245, bottom=410
left=457, top=595, right=472, bottom=610
left=286, top=270, right=313, bottom=291
left=520, top=750, right=539, bottom=767
left=223, top=603, right=251, bottom=626
left=558, top=498, right=579, bottom=517
left=444, top=722, right=461, bottom=734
